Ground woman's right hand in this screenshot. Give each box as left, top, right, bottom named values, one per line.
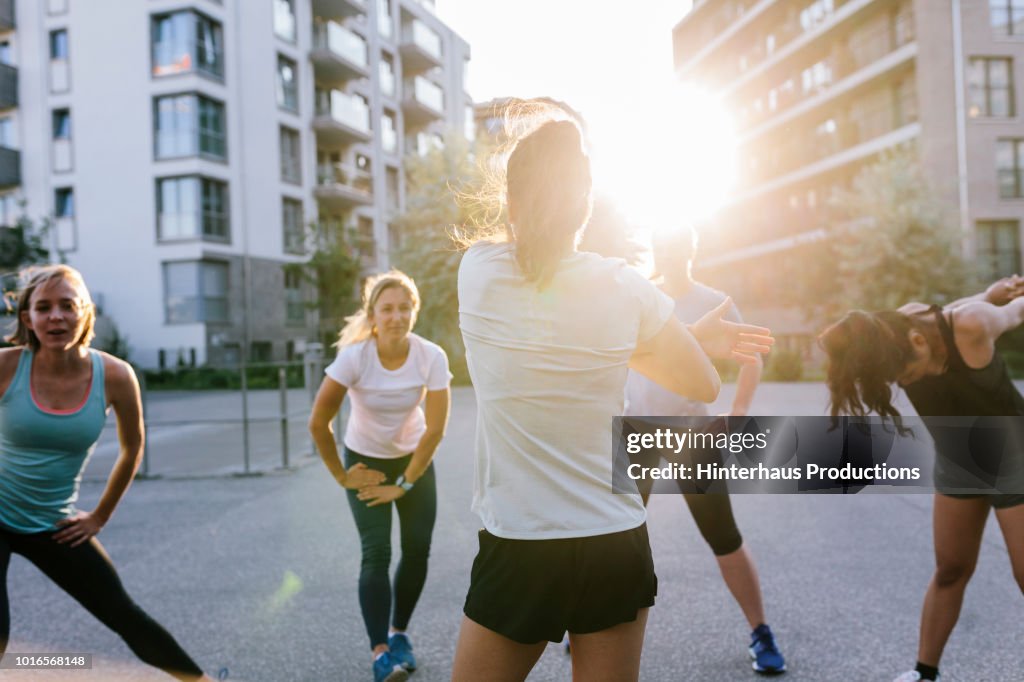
left=339, top=462, right=386, bottom=490
left=690, top=298, right=774, bottom=364
left=984, top=275, right=1024, bottom=306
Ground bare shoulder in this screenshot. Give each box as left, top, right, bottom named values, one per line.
left=949, top=301, right=995, bottom=336
left=0, top=346, right=24, bottom=389
left=897, top=302, right=930, bottom=315
left=98, top=351, right=138, bottom=394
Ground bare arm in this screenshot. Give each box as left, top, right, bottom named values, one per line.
left=950, top=299, right=1024, bottom=369
left=947, top=275, right=1024, bottom=309
left=358, top=388, right=450, bottom=507
left=308, top=377, right=385, bottom=489
left=730, top=354, right=763, bottom=416
left=630, top=315, right=721, bottom=404
left=54, top=356, right=142, bottom=546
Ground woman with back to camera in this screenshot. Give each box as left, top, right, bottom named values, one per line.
left=451, top=101, right=774, bottom=682
left=308, top=270, right=451, bottom=682
left=0, top=265, right=217, bottom=681
left=818, top=275, right=1024, bottom=682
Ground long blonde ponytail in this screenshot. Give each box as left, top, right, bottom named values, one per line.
left=334, top=270, right=421, bottom=349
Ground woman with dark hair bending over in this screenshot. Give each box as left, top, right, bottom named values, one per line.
left=0, top=265, right=216, bottom=681
left=452, top=104, right=774, bottom=682
left=818, top=275, right=1024, bottom=682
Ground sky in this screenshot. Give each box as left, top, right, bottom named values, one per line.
left=431, top=0, right=737, bottom=229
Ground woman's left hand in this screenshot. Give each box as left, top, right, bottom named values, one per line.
left=53, top=511, right=106, bottom=547
left=356, top=485, right=405, bottom=507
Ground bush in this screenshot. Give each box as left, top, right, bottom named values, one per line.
left=764, top=348, right=804, bottom=382
left=141, top=364, right=305, bottom=391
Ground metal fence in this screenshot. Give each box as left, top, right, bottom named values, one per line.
left=84, top=353, right=344, bottom=480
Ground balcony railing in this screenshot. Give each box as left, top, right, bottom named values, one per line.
left=0, top=63, right=16, bottom=109
left=313, top=20, right=368, bottom=71
left=399, top=19, right=442, bottom=72
left=312, top=0, right=365, bottom=21
left=315, top=90, right=371, bottom=134
left=0, top=0, right=13, bottom=32
left=314, top=163, right=373, bottom=210
left=0, top=145, right=19, bottom=188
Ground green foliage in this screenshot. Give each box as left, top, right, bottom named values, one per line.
left=764, top=348, right=804, bottom=382
left=1, top=214, right=50, bottom=301
left=142, top=364, right=305, bottom=391
left=798, top=149, right=969, bottom=318
left=392, top=132, right=495, bottom=385
left=289, top=223, right=361, bottom=345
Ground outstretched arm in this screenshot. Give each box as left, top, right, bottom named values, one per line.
left=951, top=298, right=1024, bottom=369
left=948, top=275, right=1024, bottom=309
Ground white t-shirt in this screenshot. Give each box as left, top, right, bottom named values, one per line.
left=458, top=241, right=675, bottom=540
left=624, top=282, right=741, bottom=418
left=324, top=333, right=452, bottom=459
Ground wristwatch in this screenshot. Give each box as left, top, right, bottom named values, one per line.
left=395, top=475, right=414, bottom=492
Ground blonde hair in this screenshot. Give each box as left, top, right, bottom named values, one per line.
left=454, top=98, right=593, bottom=289
left=334, top=270, right=421, bottom=348
left=5, top=264, right=97, bottom=351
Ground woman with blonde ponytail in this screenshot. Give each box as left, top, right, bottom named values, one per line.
left=452, top=102, right=774, bottom=681
left=308, top=270, right=452, bottom=682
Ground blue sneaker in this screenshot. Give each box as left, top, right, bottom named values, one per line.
left=388, top=632, right=417, bottom=672
left=749, top=624, right=786, bottom=674
left=373, top=652, right=409, bottom=682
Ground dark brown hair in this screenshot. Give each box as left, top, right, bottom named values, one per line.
left=818, top=309, right=922, bottom=433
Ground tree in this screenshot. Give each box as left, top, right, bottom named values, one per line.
left=798, top=148, right=969, bottom=319
left=1, top=215, right=50, bottom=296
left=392, top=132, right=496, bottom=383
left=292, top=220, right=362, bottom=350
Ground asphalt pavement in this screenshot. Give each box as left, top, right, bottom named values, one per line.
left=5, top=384, right=1023, bottom=681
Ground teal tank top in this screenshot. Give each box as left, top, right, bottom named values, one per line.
left=0, top=349, right=107, bottom=533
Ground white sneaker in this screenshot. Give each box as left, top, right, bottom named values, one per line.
left=893, top=672, right=940, bottom=682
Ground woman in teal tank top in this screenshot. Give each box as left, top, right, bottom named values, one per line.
left=0, top=265, right=216, bottom=681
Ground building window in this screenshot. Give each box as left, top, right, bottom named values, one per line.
left=273, top=0, right=296, bottom=43
left=154, top=93, right=227, bottom=160
left=997, top=138, right=1024, bottom=198
left=52, top=109, right=72, bottom=173
left=276, top=55, right=299, bottom=113
left=968, top=57, right=1015, bottom=118
left=0, top=192, right=18, bottom=226
left=49, top=29, right=70, bottom=93
left=377, top=0, right=393, bottom=39
left=380, top=53, right=396, bottom=96
left=381, top=110, right=397, bottom=153
left=976, top=220, right=1022, bottom=280
left=163, top=260, right=229, bottom=324
left=55, top=187, right=74, bottom=219
left=152, top=10, right=224, bottom=80
left=0, top=42, right=11, bottom=66
left=385, top=166, right=400, bottom=215
left=991, top=0, right=1024, bottom=36
left=284, top=268, right=304, bottom=326
left=357, top=215, right=375, bottom=260
left=279, top=126, right=301, bottom=184
left=0, top=116, right=13, bottom=148
left=156, top=176, right=229, bottom=242
left=282, top=197, right=305, bottom=254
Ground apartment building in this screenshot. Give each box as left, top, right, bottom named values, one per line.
left=672, top=0, right=1024, bottom=352
left=0, top=0, right=470, bottom=368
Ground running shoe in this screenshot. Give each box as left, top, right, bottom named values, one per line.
left=748, top=624, right=786, bottom=674
left=893, top=672, right=940, bottom=682
left=388, top=632, right=417, bottom=672
left=373, top=652, right=409, bottom=682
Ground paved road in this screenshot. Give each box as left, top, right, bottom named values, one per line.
left=7, top=384, right=1024, bottom=681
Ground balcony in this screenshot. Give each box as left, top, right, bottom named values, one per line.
left=0, top=63, right=15, bottom=109
left=314, top=163, right=373, bottom=210
left=0, top=145, right=19, bottom=188
left=399, top=19, right=442, bottom=72
left=401, top=76, right=444, bottom=126
left=0, top=0, right=13, bottom=32
left=313, top=90, right=372, bottom=145
left=311, top=21, right=369, bottom=83
left=312, top=0, right=365, bottom=21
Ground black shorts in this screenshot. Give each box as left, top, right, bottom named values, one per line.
left=463, top=523, right=657, bottom=644
left=939, top=491, right=1024, bottom=509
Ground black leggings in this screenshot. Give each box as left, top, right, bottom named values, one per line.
left=634, top=450, right=744, bottom=556
left=0, top=527, right=204, bottom=681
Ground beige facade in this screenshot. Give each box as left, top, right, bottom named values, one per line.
left=673, top=0, right=1024, bottom=353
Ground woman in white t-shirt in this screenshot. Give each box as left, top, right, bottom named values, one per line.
left=451, top=102, right=774, bottom=682
left=308, top=270, right=451, bottom=682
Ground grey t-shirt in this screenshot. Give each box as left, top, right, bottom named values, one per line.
left=624, top=281, right=741, bottom=417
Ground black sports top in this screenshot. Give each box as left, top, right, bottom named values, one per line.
left=903, top=305, right=1024, bottom=417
